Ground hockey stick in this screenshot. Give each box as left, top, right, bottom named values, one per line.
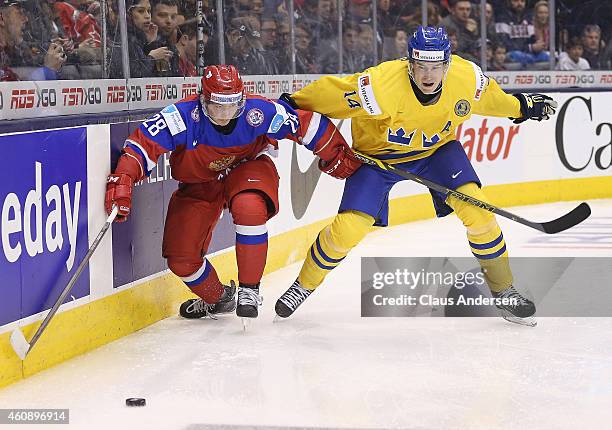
left=351, top=151, right=591, bottom=234
left=10, top=206, right=119, bottom=360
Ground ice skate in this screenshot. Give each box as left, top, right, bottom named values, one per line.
left=237, top=283, right=263, bottom=330
left=274, top=279, right=314, bottom=320
left=179, top=281, right=237, bottom=319
left=493, top=285, right=537, bottom=327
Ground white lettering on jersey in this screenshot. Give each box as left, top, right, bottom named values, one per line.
left=471, top=62, right=489, bottom=101
left=160, top=104, right=187, bottom=136
left=357, top=74, right=382, bottom=116
left=268, top=102, right=298, bottom=134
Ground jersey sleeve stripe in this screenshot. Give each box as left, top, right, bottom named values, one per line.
left=306, top=115, right=331, bottom=151
left=126, top=139, right=157, bottom=174
left=301, top=112, right=321, bottom=149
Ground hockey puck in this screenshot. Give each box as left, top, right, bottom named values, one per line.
left=125, top=398, right=146, bottom=407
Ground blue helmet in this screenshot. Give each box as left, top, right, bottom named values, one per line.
left=408, top=26, right=451, bottom=63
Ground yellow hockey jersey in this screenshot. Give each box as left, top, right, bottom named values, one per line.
left=292, top=55, right=523, bottom=164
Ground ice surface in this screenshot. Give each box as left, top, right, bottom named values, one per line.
left=1, top=200, right=611, bottom=430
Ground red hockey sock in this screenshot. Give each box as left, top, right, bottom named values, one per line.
left=231, top=192, right=268, bottom=285
left=168, top=258, right=224, bottom=304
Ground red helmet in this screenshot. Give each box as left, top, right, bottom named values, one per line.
left=200, top=64, right=246, bottom=122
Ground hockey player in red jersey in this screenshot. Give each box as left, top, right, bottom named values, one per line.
left=105, top=64, right=361, bottom=320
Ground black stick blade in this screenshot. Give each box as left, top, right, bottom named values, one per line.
left=541, top=202, right=591, bottom=234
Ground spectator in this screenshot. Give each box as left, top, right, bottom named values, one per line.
left=382, top=27, right=408, bottom=61
left=440, top=0, right=479, bottom=56
left=276, top=15, right=291, bottom=73
left=21, top=1, right=64, bottom=60
left=53, top=0, right=101, bottom=46
left=295, top=24, right=319, bottom=73
left=319, top=22, right=361, bottom=73
left=251, top=0, right=264, bottom=19
left=149, top=0, right=180, bottom=76
left=602, top=35, right=612, bottom=70
left=178, top=0, right=198, bottom=16
left=533, top=0, right=549, bottom=49
left=481, top=2, right=499, bottom=45
left=0, top=0, right=66, bottom=81
left=388, top=0, right=421, bottom=29
left=152, top=0, right=179, bottom=43
left=427, top=1, right=443, bottom=27
left=356, top=23, right=375, bottom=69
left=176, top=21, right=198, bottom=76
left=403, top=1, right=442, bottom=34
left=495, top=0, right=548, bottom=67
left=377, top=0, right=395, bottom=38
left=296, top=0, right=335, bottom=46
left=557, top=37, right=590, bottom=71
left=489, top=42, right=507, bottom=70
left=447, top=27, right=459, bottom=52
left=226, top=0, right=253, bottom=20
left=110, top=0, right=174, bottom=78
left=465, top=37, right=490, bottom=65
left=259, top=17, right=282, bottom=74
left=581, top=24, right=604, bottom=70
left=347, top=0, right=371, bottom=26
left=225, top=16, right=269, bottom=75
left=346, top=0, right=385, bottom=64
left=29, top=41, right=67, bottom=80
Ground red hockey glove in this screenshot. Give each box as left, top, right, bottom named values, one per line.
left=105, top=173, right=133, bottom=222
left=314, top=131, right=362, bottom=179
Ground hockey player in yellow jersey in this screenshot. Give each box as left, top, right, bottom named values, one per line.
left=275, top=26, right=558, bottom=326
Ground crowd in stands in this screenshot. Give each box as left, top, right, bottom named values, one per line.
left=1, top=0, right=612, bottom=81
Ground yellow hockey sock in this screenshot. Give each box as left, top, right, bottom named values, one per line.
left=447, top=183, right=513, bottom=292
left=298, top=210, right=375, bottom=290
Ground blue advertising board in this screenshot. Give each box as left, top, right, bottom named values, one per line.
left=0, top=128, right=89, bottom=326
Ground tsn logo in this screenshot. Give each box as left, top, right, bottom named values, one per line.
left=145, top=84, right=178, bottom=101
left=62, top=87, right=102, bottom=106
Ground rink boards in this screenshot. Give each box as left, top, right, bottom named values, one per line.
left=0, top=83, right=611, bottom=387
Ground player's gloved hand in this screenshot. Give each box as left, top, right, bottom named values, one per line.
left=105, top=173, right=133, bottom=222
left=511, top=93, right=558, bottom=124
left=279, top=92, right=299, bottom=109
left=314, top=133, right=362, bottom=179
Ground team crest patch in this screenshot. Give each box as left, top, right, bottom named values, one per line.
left=191, top=107, right=200, bottom=122
left=454, top=99, right=471, bottom=117
left=246, top=108, right=265, bottom=127
left=209, top=156, right=236, bottom=171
